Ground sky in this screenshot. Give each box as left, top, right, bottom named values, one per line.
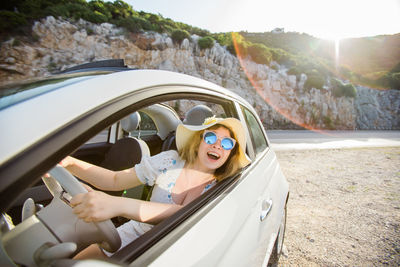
left=125, top=0, right=400, bottom=39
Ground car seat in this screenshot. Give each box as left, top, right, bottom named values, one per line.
left=100, top=112, right=150, bottom=171
left=100, top=112, right=150, bottom=198
left=183, top=104, right=213, bottom=125
left=161, top=105, right=213, bottom=152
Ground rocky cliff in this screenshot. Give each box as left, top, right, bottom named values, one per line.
left=1, top=16, right=399, bottom=130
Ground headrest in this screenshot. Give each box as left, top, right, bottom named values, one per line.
left=183, top=105, right=213, bottom=125
left=121, top=112, right=141, bottom=133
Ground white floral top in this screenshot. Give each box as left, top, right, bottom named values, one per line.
left=135, top=150, right=216, bottom=204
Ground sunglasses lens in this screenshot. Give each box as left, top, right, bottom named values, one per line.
left=221, top=138, right=235, bottom=150
left=204, top=131, right=217, bottom=145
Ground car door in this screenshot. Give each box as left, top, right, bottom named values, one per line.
left=239, top=105, right=289, bottom=266
left=129, top=103, right=288, bottom=267
left=208, top=105, right=288, bottom=267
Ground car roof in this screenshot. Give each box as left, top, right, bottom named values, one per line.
left=0, top=69, right=249, bottom=166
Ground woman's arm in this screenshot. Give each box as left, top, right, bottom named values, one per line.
left=120, top=198, right=183, bottom=224
left=61, top=156, right=141, bottom=191
left=70, top=190, right=183, bottom=225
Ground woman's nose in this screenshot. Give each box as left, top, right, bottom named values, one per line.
left=212, top=139, right=222, bottom=149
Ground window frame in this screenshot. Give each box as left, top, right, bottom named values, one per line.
left=240, top=105, right=269, bottom=157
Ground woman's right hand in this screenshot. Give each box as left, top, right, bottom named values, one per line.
left=70, top=190, right=120, bottom=222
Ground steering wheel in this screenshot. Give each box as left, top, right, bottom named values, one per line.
left=45, top=165, right=121, bottom=252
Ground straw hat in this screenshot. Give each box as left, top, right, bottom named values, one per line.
left=176, top=116, right=251, bottom=168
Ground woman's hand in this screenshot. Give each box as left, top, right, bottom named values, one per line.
left=59, top=156, right=74, bottom=168
left=70, top=190, right=120, bottom=223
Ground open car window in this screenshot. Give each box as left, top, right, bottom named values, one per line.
left=86, top=128, right=110, bottom=144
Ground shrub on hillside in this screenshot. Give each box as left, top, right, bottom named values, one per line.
left=175, top=22, right=209, bottom=37
left=160, top=18, right=177, bottom=33
left=88, top=0, right=112, bottom=20
left=198, top=36, right=214, bottom=50
left=187, top=26, right=209, bottom=37
left=85, top=10, right=109, bottom=23
left=304, top=74, right=325, bottom=90
left=45, top=3, right=94, bottom=22
left=377, top=72, right=400, bottom=89
left=270, top=48, right=296, bottom=67
left=114, top=16, right=150, bottom=33
left=342, top=83, right=357, bottom=97
left=0, top=11, right=27, bottom=33
left=331, top=78, right=357, bottom=97
left=287, top=66, right=301, bottom=76
left=390, top=73, right=400, bottom=89
left=247, top=43, right=272, bottom=65
left=106, top=0, right=135, bottom=19
left=287, top=66, right=302, bottom=81
left=171, top=29, right=190, bottom=44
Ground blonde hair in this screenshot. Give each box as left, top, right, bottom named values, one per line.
left=178, top=124, right=242, bottom=182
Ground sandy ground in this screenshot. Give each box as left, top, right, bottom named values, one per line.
left=275, top=147, right=400, bottom=266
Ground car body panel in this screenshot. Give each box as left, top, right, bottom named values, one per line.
left=138, top=150, right=288, bottom=267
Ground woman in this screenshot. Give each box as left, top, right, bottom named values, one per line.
left=63, top=116, right=250, bottom=258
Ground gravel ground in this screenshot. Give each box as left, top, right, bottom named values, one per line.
left=275, top=147, right=400, bottom=266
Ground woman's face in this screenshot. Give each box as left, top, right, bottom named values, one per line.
left=197, top=126, right=233, bottom=171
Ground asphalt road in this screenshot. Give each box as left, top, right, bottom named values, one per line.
left=266, top=130, right=400, bottom=150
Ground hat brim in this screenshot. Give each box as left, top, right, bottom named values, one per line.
left=176, top=118, right=251, bottom=169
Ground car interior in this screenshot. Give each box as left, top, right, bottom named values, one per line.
left=2, top=97, right=249, bottom=265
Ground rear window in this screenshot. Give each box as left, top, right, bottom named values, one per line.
left=242, top=106, right=268, bottom=156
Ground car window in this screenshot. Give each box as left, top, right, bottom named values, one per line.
left=164, top=100, right=226, bottom=121
left=0, top=76, right=97, bottom=110
left=242, top=106, right=268, bottom=156
left=85, top=128, right=110, bottom=144
left=134, top=111, right=158, bottom=137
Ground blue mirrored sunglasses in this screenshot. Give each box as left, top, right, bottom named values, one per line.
left=203, top=130, right=236, bottom=150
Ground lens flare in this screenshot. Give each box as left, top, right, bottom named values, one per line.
left=231, top=32, right=354, bottom=135
left=334, top=38, right=341, bottom=71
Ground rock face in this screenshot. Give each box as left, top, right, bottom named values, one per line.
left=356, top=86, right=400, bottom=129
left=1, top=16, right=399, bottom=130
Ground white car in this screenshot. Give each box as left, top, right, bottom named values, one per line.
left=0, top=62, right=289, bottom=267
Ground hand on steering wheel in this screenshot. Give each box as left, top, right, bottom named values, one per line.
left=44, top=165, right=121, bottom=252
left=70, top=189, right=120, bottom=223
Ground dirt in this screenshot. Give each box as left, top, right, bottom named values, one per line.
left=275, top=147, right=400, bottom=266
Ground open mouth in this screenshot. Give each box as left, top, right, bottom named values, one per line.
left=207, top=151, right=220, bottom=160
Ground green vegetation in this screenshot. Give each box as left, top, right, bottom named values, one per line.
left=0, top=0, right=211, bottom=37
left=198, top=36, right=214, bottom=50
left=304, top=74, right=325, bottom=91
left=331, top=78, right=357, bottom=98
left=247, top=43, right=272, bottom=65
left=171, top=29, right=190, bottom=44
left=212, top=33, right=235, bottom=54
left=323, top=116, right=334, bottom=130
left=376, top=62, right=400, bottom=89
left=1, top=0, right=398, bottom=90
left=0, top=10, right=27, bottom=33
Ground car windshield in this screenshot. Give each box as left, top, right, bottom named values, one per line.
left=0, top=75, right=97, bottom=110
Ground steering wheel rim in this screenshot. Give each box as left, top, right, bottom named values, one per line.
left=46, top=165, right=121, bottom=252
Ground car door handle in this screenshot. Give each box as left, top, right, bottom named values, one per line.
left=260, top=199, right=273, bottom=221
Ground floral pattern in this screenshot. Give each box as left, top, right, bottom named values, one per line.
left=135, top=150, right=216, bottom=205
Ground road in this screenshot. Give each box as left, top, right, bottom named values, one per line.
left=266, top=130, right=400, bottom=150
